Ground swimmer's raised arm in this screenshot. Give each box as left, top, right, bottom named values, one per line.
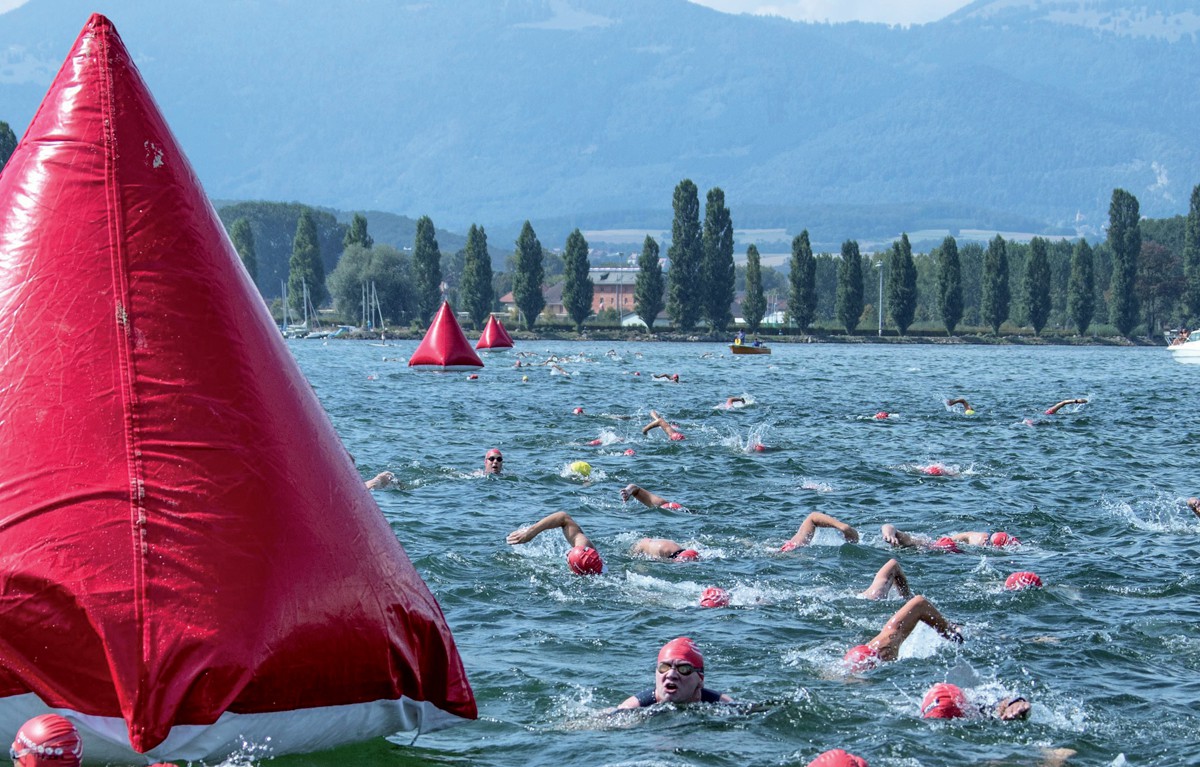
left=783, top=512, right=859, bottom=549
left=861, top=558, right=912, bottom=600
left=869, top=595, right=961, bottom=661
left=1045, top=398, right=1087, bottom=415
left=506, top=511, right=592, bottom=549
left=621, top=483, right=671, bottom=509
left=881, top=524, right=920, bottom=547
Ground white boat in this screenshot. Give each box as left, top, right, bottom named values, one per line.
left=1166, top=330, right=1200, bottom=362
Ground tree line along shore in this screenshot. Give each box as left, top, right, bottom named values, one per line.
left=3, top=125, right=1196, bottom=344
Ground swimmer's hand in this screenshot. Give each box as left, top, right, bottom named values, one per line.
left=506, top=527, right=533, bottom=545
left=881, top=524, right=902, bottom=546
left=944, top=624, right=965, bottom=644
left=995, top=696, right=1031, bottom=721
left=620, top=484, right=640, bottom=503
left=366, top=471, right=395, bottom=490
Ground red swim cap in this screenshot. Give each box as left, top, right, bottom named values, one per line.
left=587, top=438, right=603, bottom=446
left=921, top=682, right=967, bottom=719
left=573, top=407, right=584, bottom=414
left=485, top=448, right=503, bottom=459
left=874, top=411, right=889, bottom=420
left=624, top=448, right=636, bottom=456
left=11, top=715, right=82, bottom=767
left=1005, top=571, right=1042, bottom=590
left=658, top=636, right=704, bottom=670
left=989, top=531, right=1020, bottom=547
left=674, top=549, right=700, bottom=561
left=753, top=443, right=766, bottom=452
left=669, top=432, right=686, bottom=441
left=661, top=501, right=683, bottom=510
left=566, top=546, right=604, bottom=575
left=931, top=536, right=961, bottom=553
left=780, top=540, right=800, bottom=552
left=842, top=644, right=879, bottom=672
left=922, top=465, right=945, bottom=476
left=808, top=749, right=869, bottom=767
left=699, top=587, right=730, bottom=608
left=467, top=374, right=478, bottom=379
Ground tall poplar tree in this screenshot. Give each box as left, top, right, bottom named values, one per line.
left=981, top=235, right=1010, bottom=334
left=0, top=121, right=16, bottom=171
left=836, top=240, right=864, bottom=334
left=1183, top=184, right=1200, bottom=321
left=412, top=215, right=442, bottom=325
left=286, top=208, right=327, bottom=315
left=1067, top=239, right=1095, bottom=335
left=459, top=224, right=493, bottom=329
left=342, top=213, right=373, bottom=249
left=788, top=231, right=816, bottom=333
left=742, top=244, right=766, bottom=332
left=635, top=236, right=665, bottom=331
left=1024, top=237, right=1052, bottom=335
left=512, top=220, right=545, bottom=330
left=666, top=179, right=702, bottom=331
left=701, top=187, right=735, bottom=332
left=562, top=229, right=593, bottom=332
left=229, top=217, right=258, bottom=285
left=935, top=235, right=963, bottom=335
left=886, top=233, right=917, bottom=335
left=1108, top=188, right=1141, bottom=338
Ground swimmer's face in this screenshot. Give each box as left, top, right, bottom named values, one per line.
left=655, top=660, right=703, bottom=703
left=484, top=453, right=503, bottom=474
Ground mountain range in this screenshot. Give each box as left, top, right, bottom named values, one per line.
left=1, top=0, right=1197, bottom=252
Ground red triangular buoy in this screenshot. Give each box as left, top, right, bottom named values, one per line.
left=0, top=15, right=474, bottom=762
left=409, top=302, right=485, bottom=370
left=475, top=315, right=515, bottom=350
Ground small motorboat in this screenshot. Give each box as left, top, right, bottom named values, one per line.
left=1167, top=329, right=1200, bottom=363
left=730, top=343, right=771, bottom=355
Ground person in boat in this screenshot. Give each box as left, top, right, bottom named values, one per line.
left=919, top=681, right=1032, bottom=721
left=505, top=511, right=699, bottom=574
left=10, top=714, right=83, bottom=767
left=616, top=636, right=734, bottom=708
left=880, top=524, right=1019, bottom=551
left=1044, top=397, right=1087, bottom=415
left=642, top=409, right=685, bottom=440
left=946, top=397, right=975, bottom=415
left=651, top=373, right=680, bottom=382
left=842, top=595, right=963, bottom=671
left=734, top=330, right=745, bottom=345
left=484, top=448, right=504, bottom=474
left=365, top=471, right=396, bottom=490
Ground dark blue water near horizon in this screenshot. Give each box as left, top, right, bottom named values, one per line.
left=268, top=341, right=1200, bottom=767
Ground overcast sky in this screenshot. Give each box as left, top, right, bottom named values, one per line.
left=688, top=0, right=973, bottom=25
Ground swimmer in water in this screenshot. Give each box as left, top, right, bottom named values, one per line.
left=842, top=595, right=963, bottom=671
left=615, top=637, right=733, bottom=708
left=860, top=558, right=913, bottom=600
left=881, top=524, right=1019, bottom=550
left=506, top=511, right=699, bottom=573
left=1044, top=397, right=1087, bottom=415
left=946, top=397, right=975, bottom=415
left=780, top=512, right=859, bottom=551
left=484, top=448, right=504, bottom=475
left=724, top=396, right=746, bottom=408
left=919, top=681, right=1032, bottom=721
left=642, top=410, right=685, bottom=441
left=10, top=714, right=84, bottom=767
left=652, top=373, right=681, bottom=382
left=1188, top=498, right=1200, bottom=518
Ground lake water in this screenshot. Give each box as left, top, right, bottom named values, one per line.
left=265, top=341, right=1199, bottom=767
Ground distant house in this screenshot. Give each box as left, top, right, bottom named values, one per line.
left=590, top=267, right=638, bottom=316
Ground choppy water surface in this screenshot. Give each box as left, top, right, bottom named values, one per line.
left=273, top=341, right=1200, bottom=767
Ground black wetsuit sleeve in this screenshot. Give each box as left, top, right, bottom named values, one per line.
left=634, top=688, right=656, bottom=707
left=701, top=688, right=724, bottom=703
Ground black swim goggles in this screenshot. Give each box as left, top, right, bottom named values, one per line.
left=656, top=661, right=699, bottom=676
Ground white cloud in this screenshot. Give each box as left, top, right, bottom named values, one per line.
left=0, top=0, right=31, bottom=13
left=687, top=0, right=972, bottom=25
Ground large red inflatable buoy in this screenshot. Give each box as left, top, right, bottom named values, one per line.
left=409, top=301, right=485, bottom=371
left=475, top=314, right=515, bottom=350
left=0, top=14, right=475, bottom=763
